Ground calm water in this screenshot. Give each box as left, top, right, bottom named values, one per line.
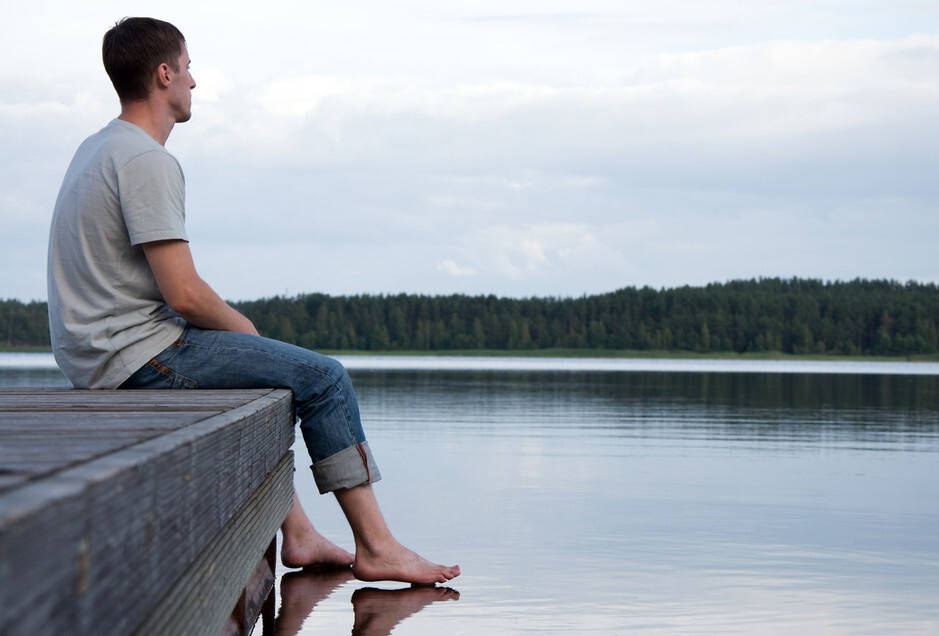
left=2, top=357, right=938, bottom=634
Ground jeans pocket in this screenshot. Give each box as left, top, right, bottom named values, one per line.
left=146, top=356, right=198, bottom=389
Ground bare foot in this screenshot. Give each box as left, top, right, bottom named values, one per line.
left=351, top=585, right=460, bottom=636
left=275, top=569, right=354, bottom=636
left=281, top=526, right=355, bottom=569
left=352, top=539, right=460, bottom=584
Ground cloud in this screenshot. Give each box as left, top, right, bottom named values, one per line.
left=2, top=3, right=938, bottom=300
left=191, top=67, right=234, bottom=103
left=175, top=35, right=939, bottom=193
left=437, top=260, right=477, bottom=277
left=453, top=223, right=632, bottom=282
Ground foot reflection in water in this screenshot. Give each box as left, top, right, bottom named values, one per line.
left=350, top=585, right=460, bottom=635
left=274, top=568, right=353, bottom=635
left=273, top=569, right=459, bottom=636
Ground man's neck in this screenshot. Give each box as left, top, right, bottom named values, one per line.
left=118, top=100, right=175, bottom=146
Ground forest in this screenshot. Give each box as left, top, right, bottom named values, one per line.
left=3, top=278, right=938, bottom=356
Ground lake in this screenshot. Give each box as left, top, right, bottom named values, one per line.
left=2, top=355, right=938, bottom=634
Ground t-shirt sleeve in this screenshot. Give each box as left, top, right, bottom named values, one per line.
left=118, top=150, right=189, bottom=246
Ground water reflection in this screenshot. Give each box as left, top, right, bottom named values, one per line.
left=272, top=569, right=353, bottom=636
left=0, top=367, right=69, bottom=388
left=5, top=360, right=938, bottom=633
left=331, top=368, right=939, bottom=633
left=351, top=370, right=939, bottom=453
left=272, top=570, right=459, bottom=636
left=352, top=368, right=939, bottom=413
left=350, top=586, right=460, bottom=635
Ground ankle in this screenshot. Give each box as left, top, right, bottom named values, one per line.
left=356, top=532, right=398, bottom=557
left=282, top=520, right=314, bottom=544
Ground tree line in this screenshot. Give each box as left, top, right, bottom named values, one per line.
left=0, top=300, right=49, bottom=349
left=4, top=278, right=938, bottom=355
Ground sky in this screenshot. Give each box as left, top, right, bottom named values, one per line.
left=2, top=1, right=938, bottom=301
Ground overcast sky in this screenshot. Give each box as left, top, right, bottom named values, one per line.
left=3, top=1, right=937, bottom=301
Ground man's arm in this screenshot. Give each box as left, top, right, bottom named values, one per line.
left=142, top=239, right=259, bottom=336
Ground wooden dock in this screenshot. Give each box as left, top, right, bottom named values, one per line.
left=0, top=388, right=296, bottom=636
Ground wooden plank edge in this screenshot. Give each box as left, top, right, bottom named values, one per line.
left=132, top=452, right=295, bottom=636
left=0, top=389, right=292, bottom=525
left=0, top=389, right=294, bottom=635
left=223, top=538, right=277, bottom=636
left=0, top=388, right=275, bottom=412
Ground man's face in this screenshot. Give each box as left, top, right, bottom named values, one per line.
left=169, top=43, right=196, bottom=123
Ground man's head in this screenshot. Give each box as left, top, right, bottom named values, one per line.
left=103, top=17, right=194, bottom=119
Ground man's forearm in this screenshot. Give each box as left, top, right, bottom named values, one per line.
left=141, top=240, right=260, bottom=337
left=171, top=276, right=259, bottom=336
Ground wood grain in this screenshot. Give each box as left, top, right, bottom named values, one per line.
left=0, top=388, right=295, bottom=636
left=134, top=452, right=293, bottom=636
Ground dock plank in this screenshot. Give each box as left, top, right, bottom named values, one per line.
left=0, top=411, right=220, bottom=430
left=0, top=388, right=295, bottom=636
left=0, top=388, right=273, bottom=411
left=0, top=413, right=215, bottom=493
left=134, top=452, right=294, bottom=635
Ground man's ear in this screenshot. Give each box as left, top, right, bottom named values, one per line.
left=155, top=62, right=172, bottom=89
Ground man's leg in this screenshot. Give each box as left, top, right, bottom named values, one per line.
left=121, top=327, right=354, bottom=568
left=281, top=492, right=353, bottom=569
left=121, top=325, right=459, bottom=582
left=334, top=484, right=460, bottom=584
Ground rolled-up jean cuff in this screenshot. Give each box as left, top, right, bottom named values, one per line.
left=311, top=441, right=382, bottom=494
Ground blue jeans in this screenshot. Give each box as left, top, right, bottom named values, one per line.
left=120, top=324, right=381, bottom=493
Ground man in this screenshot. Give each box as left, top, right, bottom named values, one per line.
left=47, top=17, right=458, bottom=585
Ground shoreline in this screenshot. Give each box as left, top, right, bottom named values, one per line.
left=3, top=347, right=937, bottom=363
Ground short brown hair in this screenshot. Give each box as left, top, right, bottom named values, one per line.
left=102, top=17, right=186, bottom=102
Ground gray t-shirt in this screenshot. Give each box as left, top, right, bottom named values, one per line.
left=47, top=118, right=188, bottom=389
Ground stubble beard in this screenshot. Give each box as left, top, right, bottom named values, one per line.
left=175, top=102, right=192, bottom=123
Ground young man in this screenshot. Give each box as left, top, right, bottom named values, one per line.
left=47, top=17, right=458, bottom=585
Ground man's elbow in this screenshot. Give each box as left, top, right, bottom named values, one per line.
left=163, top=282, right=203, bottom=319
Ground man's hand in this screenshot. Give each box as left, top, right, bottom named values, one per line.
left=141, top=239, right=259, bottom=336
